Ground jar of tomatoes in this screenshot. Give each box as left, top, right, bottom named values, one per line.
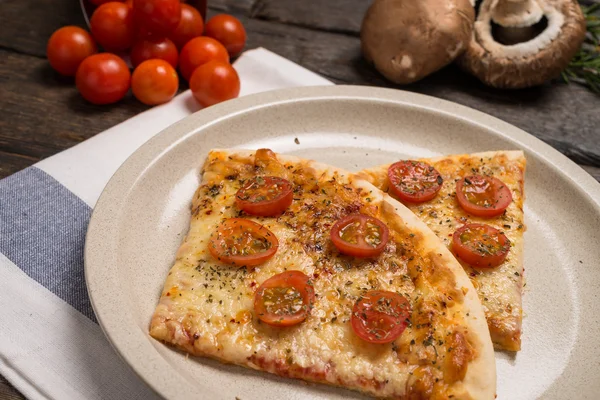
left=80, top=0, right=208, bottom=26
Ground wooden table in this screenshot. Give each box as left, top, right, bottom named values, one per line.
left=0, top=0, right=598, bottom=398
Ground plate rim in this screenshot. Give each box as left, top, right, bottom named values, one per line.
left=84, top=85, right=600, bottom=399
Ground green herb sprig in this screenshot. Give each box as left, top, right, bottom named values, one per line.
left=562, top=3, right=600, bottom=93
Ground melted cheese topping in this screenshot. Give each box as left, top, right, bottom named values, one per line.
left=150, top=150, right=482, bottom=399
left=359, top=152, right=525, bottom=351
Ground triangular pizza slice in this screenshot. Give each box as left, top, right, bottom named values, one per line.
left=357, top=151, right=526, bottom=352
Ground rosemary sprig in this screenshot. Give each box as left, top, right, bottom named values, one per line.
left=562, top=3, right=600, bottom=93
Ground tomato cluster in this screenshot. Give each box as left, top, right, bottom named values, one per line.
left=47, top=0, right=246, bottom=107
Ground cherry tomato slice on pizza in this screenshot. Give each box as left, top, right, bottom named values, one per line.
left=452, top=223, right=510, bottom=268
left=254, top=271, right=315, bottom=327
left=351, top=290, right=411, bottom=344
left=235, top=176, right=293, bottom=217
left=208, top=218, right=278, bottom=267
left=330, top=214, right=389, bottom=258
left=387, top=160, right=443, bottom=203
left=456, top=175, right=512, bottom=218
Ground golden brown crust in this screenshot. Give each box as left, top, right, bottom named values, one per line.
left=357, top=150, right=526, bottom=352
left=150, top=149, right=496, bottom=399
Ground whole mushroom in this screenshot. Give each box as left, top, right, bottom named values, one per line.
left=458, top=0, right=587, bottom=88
left=361, top=0, right=475, bottom=84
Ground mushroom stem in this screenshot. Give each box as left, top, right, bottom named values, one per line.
left=491, top=0, right=544, bottom=27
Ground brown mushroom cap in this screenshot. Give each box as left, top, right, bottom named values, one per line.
left=361, top=0, right=475, bottom=84
left=457, top=0, right=587, bottom=88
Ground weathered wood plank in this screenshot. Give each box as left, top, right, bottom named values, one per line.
left=0, top=152, right=39, bottom=179
left=581, top=165, right=600, bottom=182
left=0, top=375, right=24, bottom=400
left=0, top=0, right=87, bottom=58
left=208, top=0, right=257, bottom=15
left=250, top=0, right=599, bottom=35
left=0, top=49, right=148, bottom=162
left=250, top=0, right=367, bottom=35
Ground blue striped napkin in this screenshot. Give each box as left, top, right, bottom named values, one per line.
left=0, top=48, right=333, bottom=400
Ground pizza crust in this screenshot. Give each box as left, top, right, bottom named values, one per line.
left=150, top=149, right=496, bottom=399
left=372, top=186, right=495, bottom=400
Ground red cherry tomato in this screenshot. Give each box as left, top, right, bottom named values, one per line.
left=204, top=14, right=247, bottom=57
left=76, top=53, right=131, bottom=105
left=208, top=219, right=278, bottom=267
left=254, top=271, right=315, bottom=327
left=124, top=0, right=133, bottom=6
left=90, top=2, right=135, bottom=51
left=235, top=176, right=293, bottom=217
left=456, top=175, right=513, bottom=218
left=351, top=291, right=411, bottom=344
left=130, top=38, right=178, bottom=68
left=169, top=4, right=204, bottom=49
left=133, top=0, right=181, bottom=38
left=452, top=223, right=510, bottom=268
left=90, top=0, right=125, bottom=5
left=387, top=160, right=443, bottom=203
left=190, top=60, right=239, bottom=107
left=47, top=26, right=98, bottom=76
left=330, top=214, right=389, bottom=258
left=179, top=36, right=229, bottom=81
left=131, top=59, right=178, bottom=105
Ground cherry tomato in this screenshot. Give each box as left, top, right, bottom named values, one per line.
left=351, top=291, right=411, bottom=344
left=190, top=60, right=239, bottom=107
left=76, top=53, right=131, bottom=105
left=90, top=2, right=135, bottom=51
left=169, top=4, right=204, bottom=49
left=179, top=36, right=229, bottom=82
left=124, top=0, right=133, bottom=6
left=388, top=160, right=443, bottom=203
left=236, top=176, right=293, bottom=217
left=330, top=214, right=389, bottom=258
left=204, top=14, right=247, bottom=57
left=254, top=271, right=315, bottom=327
left=130, top=38, right=178, bottom=68
left=47, top=26, right=98, bottom=76
left=133, top=0, right=181, bottom=38
left=452, top=223, right=510, bottom=268
left=208, top=218, right=278, bottom=267
left=90, top=0, right=125, bottom=5
left=456, top=175, right=512, bottom=218
left=131, top=59, right=178, bottom=105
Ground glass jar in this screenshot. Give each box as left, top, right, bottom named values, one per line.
left=80, top=0, right=208, bottom=26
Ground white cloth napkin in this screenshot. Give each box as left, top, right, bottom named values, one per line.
left=0, top=48, right=332, bottom=400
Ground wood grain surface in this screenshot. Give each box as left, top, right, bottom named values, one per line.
left=0, top=0, right=598, bottom=398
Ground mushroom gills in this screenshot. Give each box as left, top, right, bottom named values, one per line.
left=457, top=0, right=587, bottom=88
left=491, top=16, right=549, bottom=45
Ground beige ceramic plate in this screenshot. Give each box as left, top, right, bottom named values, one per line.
left=85, top=86, right=600, bottom=400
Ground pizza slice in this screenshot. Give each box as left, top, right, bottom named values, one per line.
left=150, top=149, right=496, bottom=399
left=356, top=151, right=526, bottom=351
